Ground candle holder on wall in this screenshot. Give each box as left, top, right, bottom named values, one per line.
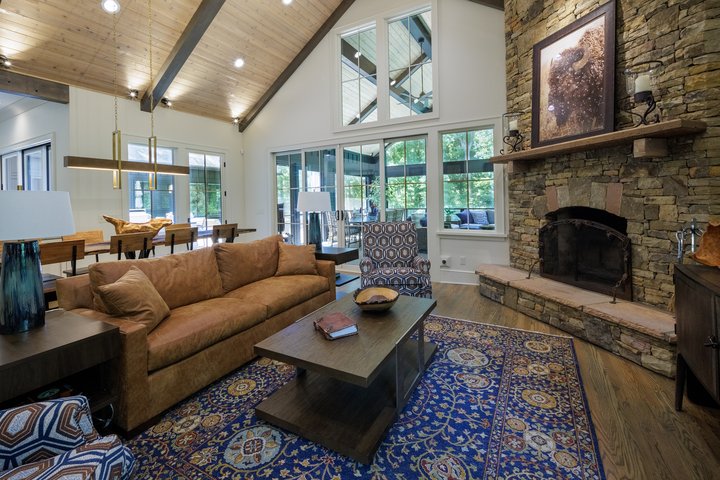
left=624, top=61, right=663, bottom=126
left=501, top=112, right=523, bottom=154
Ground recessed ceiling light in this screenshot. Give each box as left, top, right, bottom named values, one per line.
left=232, top=117, right=240, bottom=125
left=234, top=58, right=245, bottom=68
left=0, top=55, right=11, bottom=68
left=128, top=89, right=138, bottom=99
left=101, top=0, right=121, bottom=14
left=282, top=0, right=293, bottom=5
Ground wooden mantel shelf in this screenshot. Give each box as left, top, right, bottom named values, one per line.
left=490, top=119, right=707, bottom=164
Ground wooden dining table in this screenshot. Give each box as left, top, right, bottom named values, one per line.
left=82, top=227, right=257, bottom=256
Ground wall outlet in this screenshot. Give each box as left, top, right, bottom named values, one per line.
left=440, top=255, right=451, bottom=267
left=460, top=256, right=466, bottom=265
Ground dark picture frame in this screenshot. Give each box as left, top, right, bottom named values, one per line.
left=531, top=1, right=615, bottom=147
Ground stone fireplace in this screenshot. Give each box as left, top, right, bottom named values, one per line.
left=539, top=206, right=632, bottom=301
left=502, top=0, right=718, bottom=311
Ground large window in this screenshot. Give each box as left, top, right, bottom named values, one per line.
left=388, top=9, right=433, bottom=119
left=340, top=27, right=377, bottom=126
left=339, top=6, right=433, bottom=127
left=189, top=152, right=222, bottom=231
left=1, top=143, right=51, bottom=191
left=442, top=128, right=495, bottom=231
left=127, top=143, right=175, bottom=222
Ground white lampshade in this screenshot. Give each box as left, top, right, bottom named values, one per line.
left=297, top=191, right=331, bottom=213
left=0, top=191, right=76, bottom=240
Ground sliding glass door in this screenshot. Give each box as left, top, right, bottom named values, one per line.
left=342, top=143, right=380, bottom=251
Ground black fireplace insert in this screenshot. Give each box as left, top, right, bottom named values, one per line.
left=539, top=207, right=632, bottom=300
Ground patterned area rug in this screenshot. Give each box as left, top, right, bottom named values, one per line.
left=128, top=315, right=605, bottom=479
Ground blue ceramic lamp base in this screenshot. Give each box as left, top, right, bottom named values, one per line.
left=0, top=241, right=45, bottom=335
left=308, top=212, right=322, bottom=251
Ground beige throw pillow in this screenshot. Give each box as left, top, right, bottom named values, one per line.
left=275, top=242, right=318, bottom=276
left=96, top=266, right=170, bottom=331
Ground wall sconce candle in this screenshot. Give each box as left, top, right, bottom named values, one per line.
left=624, top=61, right=663, bottom=126
left=501, top=112, right=523, bottom=154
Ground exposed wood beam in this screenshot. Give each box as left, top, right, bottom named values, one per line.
left=0, top=70, right=69, bottom=104
left=238, top=0, right=357, bottom=132
left=141, top=0, right=225, bottom=112
left=468, top=0, right=504, bottom=10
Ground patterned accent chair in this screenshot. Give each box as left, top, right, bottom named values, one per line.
left=0, top=396, right=135, bottom=480
left=360, top=221, right=432, bottom=298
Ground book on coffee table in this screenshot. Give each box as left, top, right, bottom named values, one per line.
left=314, top=312, right=358, bottom=340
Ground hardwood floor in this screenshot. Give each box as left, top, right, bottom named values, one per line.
left=339, top=280, right=720, bottom=480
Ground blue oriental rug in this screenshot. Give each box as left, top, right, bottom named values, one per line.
left=128, top=315, right=605, bottom=479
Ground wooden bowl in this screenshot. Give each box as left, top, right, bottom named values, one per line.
left=353, top=287, right=399, bottom=311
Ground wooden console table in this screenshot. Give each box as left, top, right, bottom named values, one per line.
left=674, top=264, right=720, bottom=410
left=0, top=310, right=119, bottom=413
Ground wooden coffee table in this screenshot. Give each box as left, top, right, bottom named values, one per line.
left=254, top=294, right=437, bottom=464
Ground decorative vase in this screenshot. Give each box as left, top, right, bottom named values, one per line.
left=0, top=241, right=45, bottom=334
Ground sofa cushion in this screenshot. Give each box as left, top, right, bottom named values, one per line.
left=275, top=243, right=318, bottom=276
left=95, top=266, right=169, bottom=332
left=214, top=235, right=282, bottom=292
left=89, top=247, right=224, bottom=310
left=224, top=275, right=329, bottom=317
left=457, top=210, right=471, bottom=224
left=469, top=209, right=489, bottom=225
left=147, top=298, right=266, bottom=372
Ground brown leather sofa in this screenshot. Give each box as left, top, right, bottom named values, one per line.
left=56, top=235, right=335, bottom=432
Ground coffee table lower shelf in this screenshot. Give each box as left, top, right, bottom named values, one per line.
left=255, top=341, right=436, bottom=464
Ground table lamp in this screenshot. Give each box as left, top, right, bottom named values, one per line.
left=0, top=191, right=76, bottom=334
left=297, top=191, right=331, bottom=250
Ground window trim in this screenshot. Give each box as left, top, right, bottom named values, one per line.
left=0, top=135, right=54, bottom=191
left=333, top=0, right=439, bottom=133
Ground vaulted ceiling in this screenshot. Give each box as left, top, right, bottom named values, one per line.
left=0, top=0, right=502, bottom=131
left=0, top=0, right=350, bottom=130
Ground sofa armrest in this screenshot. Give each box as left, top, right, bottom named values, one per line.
left=66, top=310, right=150, bottom=433
left=315, top=260, right=336, bottom=298
left=57, top=274, right=93, bottom=310
left=0, top=396, right=98, bottom=470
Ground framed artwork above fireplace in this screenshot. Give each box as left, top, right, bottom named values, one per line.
left=531, top=1, right=616, bottom=147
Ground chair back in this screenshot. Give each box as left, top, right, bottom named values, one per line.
left=109, top=232, right=156, bottom=259
left=163, top=226, right=198, bottom=254
left=362, top=221, right=418, bottom=268
left=212, top=223, right=238, bottom=243
left=166, top=223, right=192, bottom=230
left=39, top=239, right=85, bottom=276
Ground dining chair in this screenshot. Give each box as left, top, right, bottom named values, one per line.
left=39, top=239, right=85, bottom=309
left=212, top=223, right=238, bottom=243
left=109, top=232, right=156, bottom=260
left=39, top=239, right=86, bottom=277
left=163, top=226, right=198, bottom=254
left=62, top=229, right=105, bottom=262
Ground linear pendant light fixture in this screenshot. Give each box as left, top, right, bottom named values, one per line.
left=147, top=0, right=158, bottom=190
left=111, top=5, right=122, bottom=189
left=64, top=156, right=188, bottom=175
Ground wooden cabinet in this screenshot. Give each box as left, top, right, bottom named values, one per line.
left=674, top=264, right=720, bottom=410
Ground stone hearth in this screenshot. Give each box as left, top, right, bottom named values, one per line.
left=476, top=264, right=676, bottom=377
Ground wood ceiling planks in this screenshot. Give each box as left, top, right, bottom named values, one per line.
left=0, top=0, right=345, bottom=125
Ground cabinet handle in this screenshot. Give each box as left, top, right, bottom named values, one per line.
left=704, top=336, right=720, bottom=349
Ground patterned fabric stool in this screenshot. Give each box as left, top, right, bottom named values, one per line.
left=360, top=221, right=432, bottom=298
left=0, top=396, right=135, bottom=480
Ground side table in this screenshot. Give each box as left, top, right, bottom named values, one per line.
left=0, top=310, right=120, bottom=414
left=314, top=246, right=359, bottom=286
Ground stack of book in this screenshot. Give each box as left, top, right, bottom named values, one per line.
left=313, top=312, right=358, bottom=340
